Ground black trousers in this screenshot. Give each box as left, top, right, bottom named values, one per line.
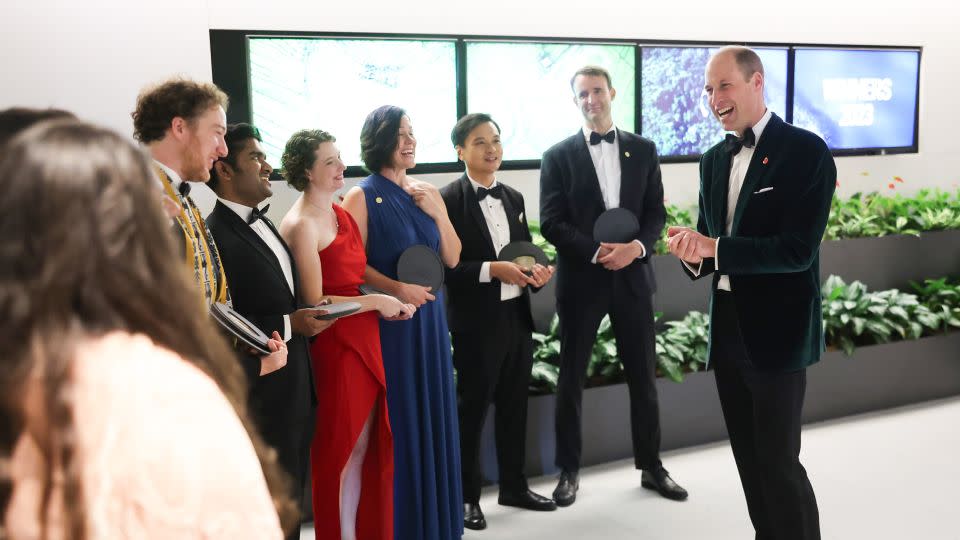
left=451, top=297, right=534, bottom=503
left=712, top=291, right=820, bottom=540
left=554, top=277, right=662, bottom=473
left=260, top=406, right=314, bottom=540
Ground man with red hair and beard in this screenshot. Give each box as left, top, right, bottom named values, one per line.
left=132, top=79, right=288, bottom=385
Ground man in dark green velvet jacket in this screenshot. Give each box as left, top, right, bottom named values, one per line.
left=668, top=46, right=836, bottom=540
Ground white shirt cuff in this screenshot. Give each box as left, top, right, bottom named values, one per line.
left=282, top=314, right=292, bottom=342
left=591, top=246, right=602, bottom=264
left=714, top=237, right=720, bottom=270
left=480, top=261, right=492, bottom=283
left=682, top=259, right=704, bottom=277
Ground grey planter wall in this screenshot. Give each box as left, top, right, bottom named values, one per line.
left=819, top=229, right=960, bottom=291
left=529, top=277, right=557, bottom=334
left=479, top=332, right=960, bottom=484
left=652, top=256, right=712, bottom=322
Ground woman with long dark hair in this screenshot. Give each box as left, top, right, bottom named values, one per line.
left=0, top=120, right=296, bottom=539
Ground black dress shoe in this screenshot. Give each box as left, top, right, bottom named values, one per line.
left=641, top=467, right=688, bottom=501
left=464, top=502, right=487, bottom=530
left=552, top=470, right=579, bottom=507
left=498, top=489, right=558, bottom=511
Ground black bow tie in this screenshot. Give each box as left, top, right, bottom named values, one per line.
left=725, top=128, right=756, bottom=155
left=248, top=204, right=270, bottom=225
left=178, top=181, right=191, bottom=197
left=589, top=130, right=616, bottom=145
left=477, top=184, right=502, bottom=201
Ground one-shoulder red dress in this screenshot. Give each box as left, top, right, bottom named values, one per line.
left=309, top=204, right=393, bottom=540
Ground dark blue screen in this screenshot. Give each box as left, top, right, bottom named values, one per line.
left=792, top=49, right=919, bottom=150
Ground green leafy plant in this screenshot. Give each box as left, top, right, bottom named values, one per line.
left=529, top=361, right=559, bottom=395
left=654, top=204, right=697, bottom=255
left=526, top=220, right=557, bottom=263
left=825, top=189, right=960, bottom=240
left=586, top=315, right=621, bottom=382
left=530, top=275, right=957, bottom=393
left=530, top=315, right=561, bottom=394
left=910, top=277, right=960, bottom=332
left=821, top=275, right=941, bottom=355
left=655, top=311, right=710, bottom=382
left=529, top=310, right=711, bottom=391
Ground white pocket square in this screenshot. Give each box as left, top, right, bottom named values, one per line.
left=519, top=212, right=524, bottom=223
left=753, top=187, right=774, bottom=194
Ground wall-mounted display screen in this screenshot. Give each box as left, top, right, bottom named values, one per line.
left=466, top=41, right=635, bottom=161
left=247, top=37, right=458, bottom=169
left=641, top=46, right=788, bottom=158
left=792, top=48, right=920, bottom=152
left=212, top=31, right=922, bottom=169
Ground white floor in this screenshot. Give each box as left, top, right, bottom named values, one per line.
left=302, top=397, right=960, bottom=540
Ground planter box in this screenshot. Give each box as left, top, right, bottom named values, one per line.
left=529, top=277, right=557, bottom=334
left=478, top=332, right=960, bottom=483
left=802, top=331, right=960, bottom=423
left=651, top=229, right=960, bottom=323
left=819, top=229, right=960, bottom=292
left=652, top=255, right=712, bottom=322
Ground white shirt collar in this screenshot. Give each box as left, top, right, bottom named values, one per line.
left=582, top=124, right=618, bottom=143
left=747, top=109, right=773, bottom=144
left=153, top=160, right=184, bottom=191
left=467, top=174, right=498, bottom=193
left=218, top=197, right=256, bottom=223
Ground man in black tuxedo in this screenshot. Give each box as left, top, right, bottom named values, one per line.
left=539, top=66, right=686, bottom=506
left=668, top=46, right=835, bottom=540
left=205, top=124, right=330, bottom=535
left=441, top=113, right=557, bottom=531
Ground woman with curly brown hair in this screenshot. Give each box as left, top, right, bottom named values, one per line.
left=280, top=128, right=414, bottom=540
left=0, top=119, right=297, bottom=539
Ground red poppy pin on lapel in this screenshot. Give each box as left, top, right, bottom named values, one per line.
left=762, top=157, right=769, bottom=165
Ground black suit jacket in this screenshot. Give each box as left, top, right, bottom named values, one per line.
left=206, top=201, right=316, bottom=422
left=441, top=174, right=536, bottom=333
left=539, top=129, right=666, bottom=300
left=683, top=113, right=837, bottom=371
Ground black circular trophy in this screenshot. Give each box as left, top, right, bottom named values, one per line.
left=396, top=244, right=445, bottom=291
left=358, top=244, right=445, bottom=297
left=593, top=208, right=640, bottom=243
left=498, top=241, right=549, bottom=274
left=314, top=301, right=362, bottom=320
left=210, top=302, right=271, bottom=355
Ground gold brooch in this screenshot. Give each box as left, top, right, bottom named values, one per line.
left=624, top=151, right=631, bottom=158
left=375, top=197, right=383, bottom=204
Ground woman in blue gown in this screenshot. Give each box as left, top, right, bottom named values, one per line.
left=342, top=105, right=464, bottom=540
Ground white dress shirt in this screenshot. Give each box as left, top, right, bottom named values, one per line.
left=686, top=109, right=773, bottom=291
left=582, top=125, right=622, bottom=210
left=218, top=198, right=295, bottom=341
left=581, top=126, right=647, bottom=263
left=472, top=176, right=522, bottom=301
left=153, top=160, right=183, bottom=191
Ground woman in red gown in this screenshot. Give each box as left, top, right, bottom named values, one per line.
left=279, top=129, right=415, bottom=540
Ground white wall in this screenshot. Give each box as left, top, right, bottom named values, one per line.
left=4, top=0, right=959, bottom=222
